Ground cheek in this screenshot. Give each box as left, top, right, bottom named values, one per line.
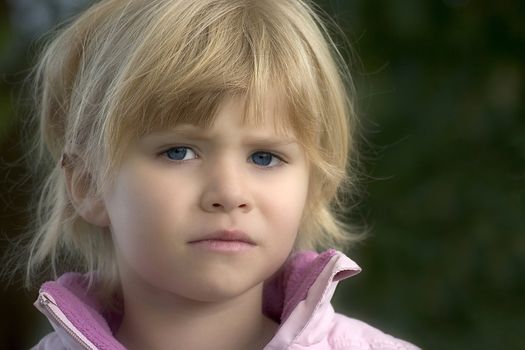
left=107, top=176, right=165, bottom=234
left=103, top=167, right=193, bottom=267
left=260, top=169, right=309, bottom=238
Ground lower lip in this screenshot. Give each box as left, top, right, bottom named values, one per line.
left=189, top=240, right=255, bottom=252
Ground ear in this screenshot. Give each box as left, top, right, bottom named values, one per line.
left=63, top=155, right=110, bottom=227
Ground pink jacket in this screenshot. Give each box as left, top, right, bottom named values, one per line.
left=32, top=249, right=421, bottom=349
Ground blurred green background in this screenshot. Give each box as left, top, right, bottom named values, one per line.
left=1, top=0, right=523, bottom=349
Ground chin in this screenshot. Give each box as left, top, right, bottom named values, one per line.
left=175, top=277, right=260, bottom=303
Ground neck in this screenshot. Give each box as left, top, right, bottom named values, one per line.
left=115, top=280, right=279, bottom=350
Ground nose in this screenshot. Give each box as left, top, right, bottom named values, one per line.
left=200, top=157, right=253, bottom=214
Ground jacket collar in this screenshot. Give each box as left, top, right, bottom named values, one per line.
left=36, top=249, right=361, bottom=349
left=263, top=249, right=360, bottom=323
left=263, top=249, right=362, bottom=348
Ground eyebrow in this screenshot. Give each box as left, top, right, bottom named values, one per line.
left=144, top=127, right=299, bottom=147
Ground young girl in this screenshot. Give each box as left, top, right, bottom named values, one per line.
left=12, top=0, right=420, bottom=349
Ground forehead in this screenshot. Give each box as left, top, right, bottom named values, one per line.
left=145, top=93, right=297, bottom=139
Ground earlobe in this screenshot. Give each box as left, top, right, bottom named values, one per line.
left=77, top=198, right=111, bottom=227
left=62, top=155, right=111, bottom=228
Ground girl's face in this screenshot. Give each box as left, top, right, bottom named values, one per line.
left=102, top=96, right=310, bottom=302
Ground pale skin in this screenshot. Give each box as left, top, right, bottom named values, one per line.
left=65, top=96, right=311, bottom=350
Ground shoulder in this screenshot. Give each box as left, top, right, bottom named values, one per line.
left=30, top=328, right=95, bottom=350
left=327, top=313, right=421, bottom=350
left=30, top=329, right=85, bottom=350
left=30, top=332, right=67, bottom=350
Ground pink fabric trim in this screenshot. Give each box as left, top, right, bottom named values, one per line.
left=40, top=273, right=125, bottom=350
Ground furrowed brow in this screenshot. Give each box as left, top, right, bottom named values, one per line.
left=146, top=127, right=298, bottom=147
left=242, top=136, right=298, bottom=147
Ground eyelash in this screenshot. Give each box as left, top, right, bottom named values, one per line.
left=158, top=146, right=287, bottom=169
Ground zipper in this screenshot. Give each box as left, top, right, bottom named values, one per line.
left=38, top=292, right=97, bottom=350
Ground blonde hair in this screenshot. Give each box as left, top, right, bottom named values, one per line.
left=10, top=0, right=364, bottom=300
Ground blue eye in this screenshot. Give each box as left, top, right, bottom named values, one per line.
left=163, top=147, right=197, bottom=161
left=251, top=151, right=282, bottom=167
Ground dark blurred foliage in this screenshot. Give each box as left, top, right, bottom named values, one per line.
left=1, top=0, right=523, bottom=349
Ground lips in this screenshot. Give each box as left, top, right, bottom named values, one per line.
left=188, top=229, right=256, bottom=245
